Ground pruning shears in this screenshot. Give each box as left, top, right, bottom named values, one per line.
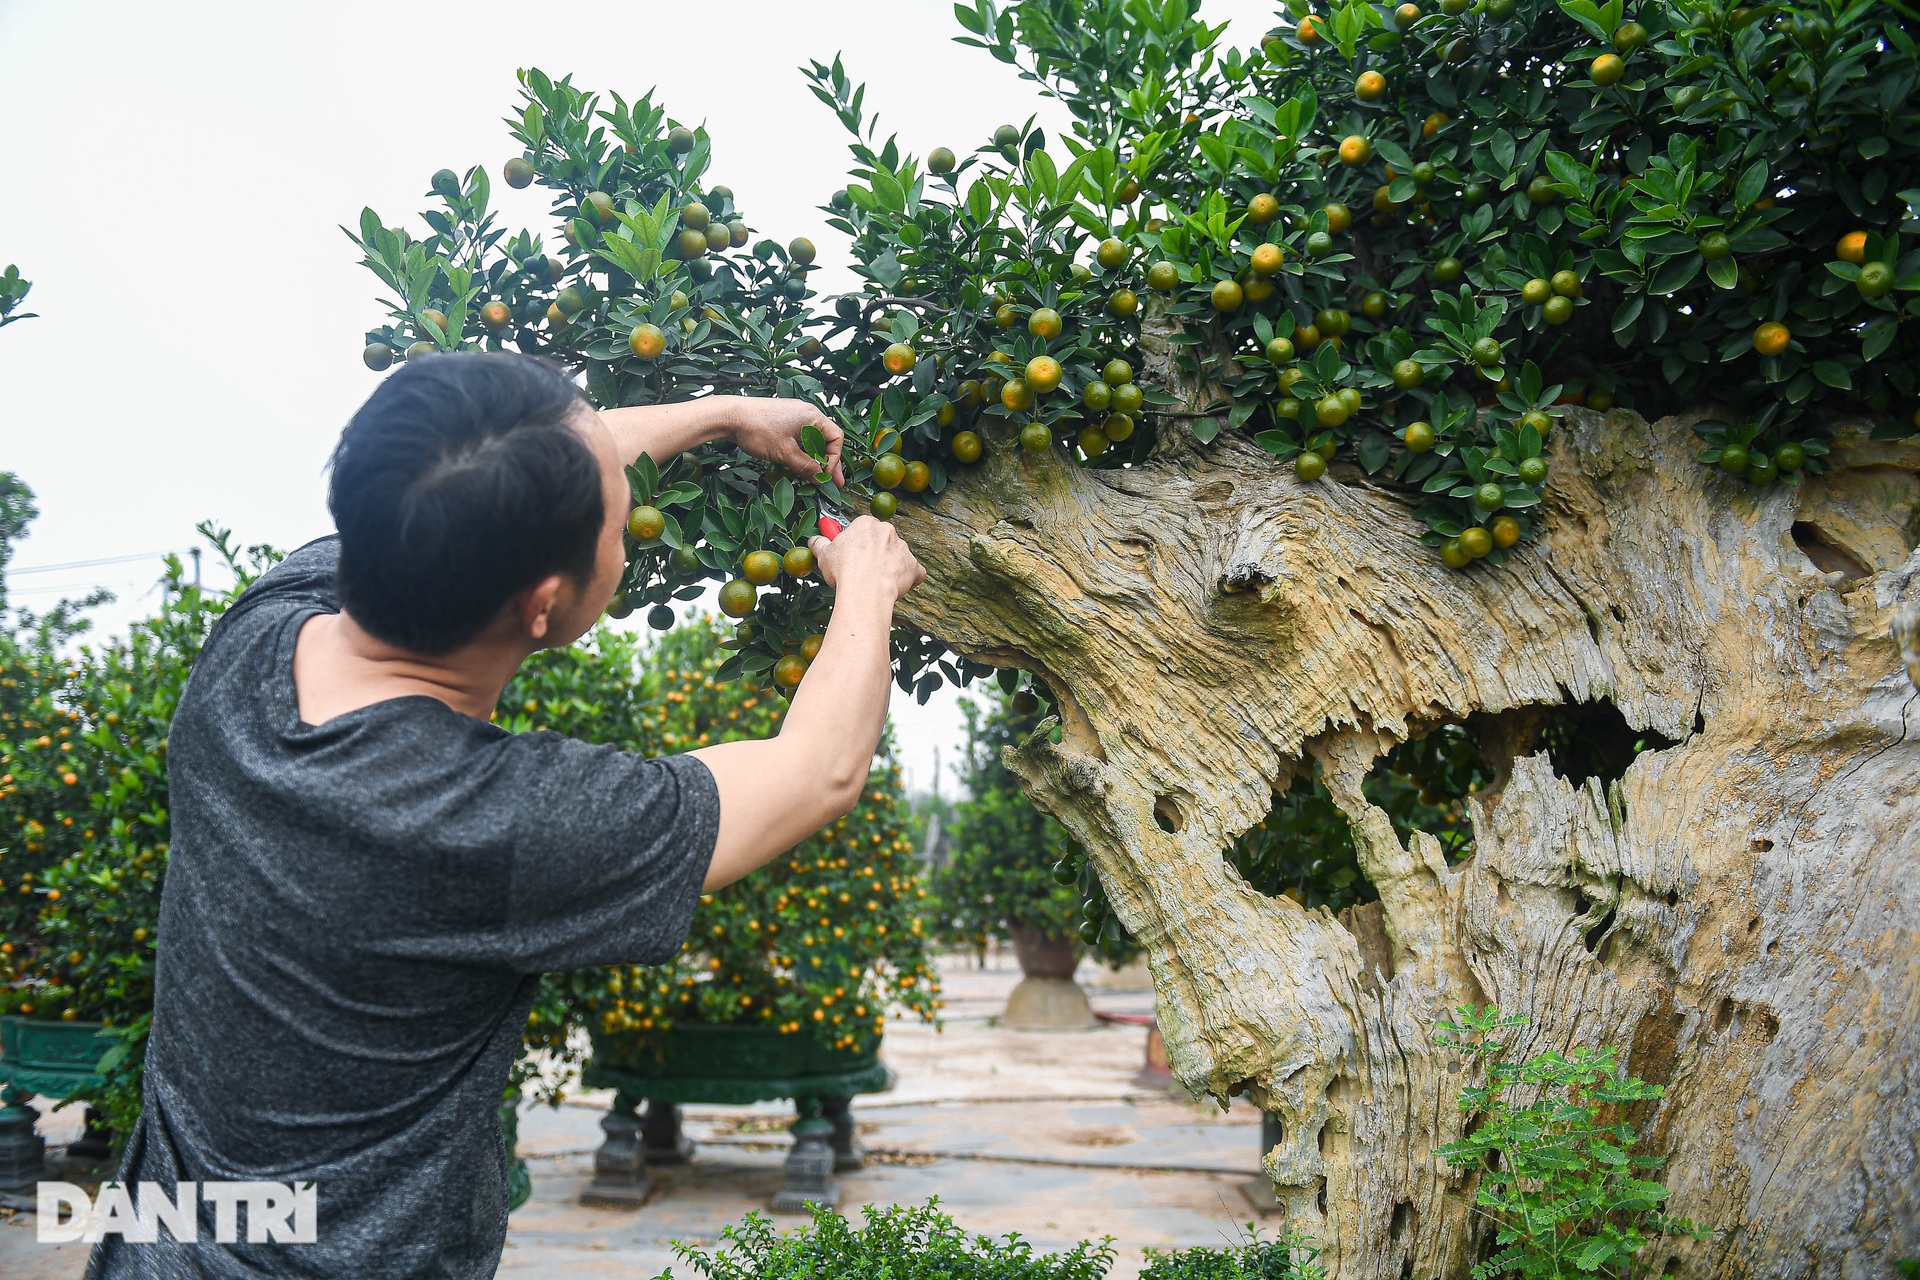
left=816, top=497, right=853, bottom=542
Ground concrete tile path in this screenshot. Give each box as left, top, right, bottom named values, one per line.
left=2, top=952, right=1277, bottom=1278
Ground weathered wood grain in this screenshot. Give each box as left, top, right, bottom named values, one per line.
left=891, top=404, right=1920, bottom=1278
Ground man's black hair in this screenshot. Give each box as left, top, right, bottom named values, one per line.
left=328, top=352, right=603, bottom=654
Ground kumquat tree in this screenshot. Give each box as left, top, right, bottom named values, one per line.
left=354, top=1, right=1920, bottom=1273
left=504, top=619, right=940, bottom=1091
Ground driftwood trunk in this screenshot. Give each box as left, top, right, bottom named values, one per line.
left=892, top=393, right=1920, bottom=1276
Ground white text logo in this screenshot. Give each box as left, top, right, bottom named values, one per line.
left=36, top=1181, right=317, bottom=1244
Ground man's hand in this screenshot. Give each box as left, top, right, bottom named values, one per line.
left=599, top=396, right=844, bottom=484
left=694, top=514, right=924, bottom=892
left=808, top=516, right=925, bottom=603
left=726, top=397, right=845, bottom=486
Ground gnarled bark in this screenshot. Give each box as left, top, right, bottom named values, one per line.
left=892, top=402, right=1920, bottom=1277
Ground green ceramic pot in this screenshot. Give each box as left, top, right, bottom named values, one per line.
left=0, top=1015, right=108, bottom=1099
left=583, top=1023, right=886, bottom=1106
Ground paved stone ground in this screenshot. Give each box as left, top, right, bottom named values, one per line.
left=2, top=952, right=1275, bottom=1279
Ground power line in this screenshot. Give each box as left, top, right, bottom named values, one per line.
left=6, top=549, right=183, bottom=575
left=9, top=578, right=154, bottom=598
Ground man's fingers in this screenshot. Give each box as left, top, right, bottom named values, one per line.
left=807, top=535, right=836, bottom=586
left=784, top=440, right=820, bottom=479
left=819, top=415, right=846, bottom=485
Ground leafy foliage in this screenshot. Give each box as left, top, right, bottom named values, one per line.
left=0, top=265, right=33, bottom=329
left=1140, top=1230, right=1327, bottom=1280
left=654, top=1200, right=1328, bottom=1280
left=1435, top=1005, right=1707, bottom=1278
left=354, top=0, right=1920, bottom=704
left=0, top=514, right=280, bottom=1135
left=0, top=472, right=36, bottom=616
left=509, top=618, right=940, bottom=1097
left=654, top=1200, right=1116, bottom=1280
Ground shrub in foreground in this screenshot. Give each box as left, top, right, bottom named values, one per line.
left=652, top=1200, right=1328, bottom=1280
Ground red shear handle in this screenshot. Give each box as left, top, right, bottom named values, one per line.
left=817, top=515, right=843, bottom=541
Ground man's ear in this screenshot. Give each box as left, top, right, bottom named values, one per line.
left=516, top=575, right=567, bottom=642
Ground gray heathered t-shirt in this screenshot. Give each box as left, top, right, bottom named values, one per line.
left=86, top=537, right=719, bottom=1279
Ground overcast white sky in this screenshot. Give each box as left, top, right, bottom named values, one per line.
left=0, top=0, right=1274, bottom=796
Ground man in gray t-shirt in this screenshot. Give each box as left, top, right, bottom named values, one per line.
left=86, top=353, right=923, bottom=1278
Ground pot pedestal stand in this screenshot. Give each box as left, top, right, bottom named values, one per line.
left=580, top=1095, right=653, bottom=1209
left=579, top=1025, right=888, bottom=1215
left=0, top=1085, right=45, bottom=1201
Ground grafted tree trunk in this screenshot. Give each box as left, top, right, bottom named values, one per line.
left=893, top=393, right=1920, bottom=1276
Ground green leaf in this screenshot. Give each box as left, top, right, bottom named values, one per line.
left=1488, top=131, right=1516, bottom=174
left=1705, top=257, right=1739, bottom=290
left=1647, top=254, right=1701, bottom=296
left=1812, top=360, right=1852, bottom=390
left=966, top=179, right=993, bottom=224
left=1863, top=320, right=1896, bottom=362
left=1356, top=431, right=1392, bottom=474
left=1734, top=159, right=1769, bottom=209
left=1253, top=430, right=1300, bottom=459
left=1375, top=137, right=1416, bottom=173
left=1557, top=0, right=1612, bottom=41
left=1569, top=1238, right=1614, bottom=1270
left=1025, top=149, right=1058, bottom=201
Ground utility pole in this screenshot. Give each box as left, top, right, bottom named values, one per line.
left=919, top=745, right=944, bottom=870
left=190, top=546, right=202, bottom=592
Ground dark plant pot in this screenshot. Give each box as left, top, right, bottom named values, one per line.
left=1008, top=925, right=1078, bottom=979
left=0, top=1015, right=109, bottom=1100
left=578, top=1023, right=891, bottom=1214
left=583, top=1022, right=886, bottom=1105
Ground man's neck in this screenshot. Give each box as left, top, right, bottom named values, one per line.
left=292, top=610, right=525, bottom=727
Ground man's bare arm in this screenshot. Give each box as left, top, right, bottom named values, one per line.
left=689, top=517, right=923, bottom=890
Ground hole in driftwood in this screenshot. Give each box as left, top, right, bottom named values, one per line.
left=1791, top=520, right=1871, bottom=581
left=1537, top=698, right=1679, bottom=790
left=1225, top=762, right=1379, bottom=911
left=1581, top=604, right=1604, bottom=644
left=1152, top=794, right=1184, bottom=833
left=1191, top=480, right=1235, bottom=505
left=1711, top=997, right=1779, bottom=1043
left=1584, top=905, right=1619, bottom=957
left=1390, top=1199, right=1414, bottom=1242
left=1365, top=722, right=1491, bottom=861
left=1223, top=696, right=1679, bottom=935
left=1217, top=560, right=1273, bottom=595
